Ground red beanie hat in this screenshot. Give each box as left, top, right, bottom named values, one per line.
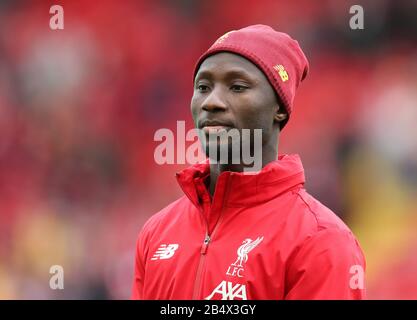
left=193, top=24, right=309, bottom=128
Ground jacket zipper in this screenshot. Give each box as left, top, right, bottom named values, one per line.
left=191, top=178, right=231, bottom=300
left=192, top=233, right=210, bottom=299
left=192, top=214, right=227, bottom=299
left=177, top=179, right=216, bottom=300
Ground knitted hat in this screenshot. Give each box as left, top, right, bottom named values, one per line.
left=193, top=24, right=309, bottom=128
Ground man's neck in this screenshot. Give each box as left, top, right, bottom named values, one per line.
left=206, top=144, right=278, bottom=197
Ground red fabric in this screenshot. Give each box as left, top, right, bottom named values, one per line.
left=193, top=25, right=309, bottom=123
left=132, top=154, right=366, bottom=300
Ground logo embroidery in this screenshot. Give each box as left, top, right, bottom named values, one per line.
left=151, top=244, right=179, bottom=260
left=205, top=281, right=247, bottom=300
left=273, top=64, right=289, bottom=82
left=226, top=236, right=263, bottom=278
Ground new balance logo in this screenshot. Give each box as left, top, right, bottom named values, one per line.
left=151, top=244, right=179, bottom=260
left=205, top=281, right=247, bottom=300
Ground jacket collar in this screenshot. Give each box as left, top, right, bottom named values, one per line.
left=176, top=154, right=305, bottom=209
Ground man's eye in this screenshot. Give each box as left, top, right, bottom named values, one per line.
left=197, top=84, right=209, bottom=92
left=231, top=84, right=247, bottom=92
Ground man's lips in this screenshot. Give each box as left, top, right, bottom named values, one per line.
left=202, top=125, right=231, bottom=134
left=198, top=120, right=234, bottom=133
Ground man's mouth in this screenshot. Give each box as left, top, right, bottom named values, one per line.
left=202, top=125, right=231, bottom=134
left=199, top=119, right=234, bottom=134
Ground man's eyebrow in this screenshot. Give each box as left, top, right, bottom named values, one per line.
left=195, top=69, right=257, bottom=82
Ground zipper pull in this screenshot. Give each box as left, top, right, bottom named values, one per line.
left=201, top=235, right=210, bottom=254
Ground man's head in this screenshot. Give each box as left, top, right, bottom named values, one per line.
left=191, top=25, right=309, bottom=165
left=191, top=52, right=286, bottom=163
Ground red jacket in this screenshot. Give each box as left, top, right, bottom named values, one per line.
left=132, top=154, right=366, bottom=300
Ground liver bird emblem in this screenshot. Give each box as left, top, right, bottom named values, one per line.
left=231, top=236, right=264, bottom=268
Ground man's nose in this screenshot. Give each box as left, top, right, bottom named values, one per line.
left=201, top=87, right=227, bottom=112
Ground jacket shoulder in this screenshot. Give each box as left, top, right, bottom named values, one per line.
left=286, top=189, right=367, bottom=299
left=140, top=195, right=191, bottom=235
left=295, top=189, right=352, bottom=234
left=289, top=189, right=366, bottom=266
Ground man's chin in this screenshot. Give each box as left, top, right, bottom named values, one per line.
left=204, top=142, right=241, bottom=164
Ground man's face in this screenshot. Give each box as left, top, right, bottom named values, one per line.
left=191, top=52, right=282, bottom=162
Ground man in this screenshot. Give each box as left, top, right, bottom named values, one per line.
left=132, top=25, right=366, bottom=300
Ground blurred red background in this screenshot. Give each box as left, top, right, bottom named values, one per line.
left=0, top=0, right=416, bottom=299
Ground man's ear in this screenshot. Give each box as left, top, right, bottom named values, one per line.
left=274, top=109, right=288, bottom=124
